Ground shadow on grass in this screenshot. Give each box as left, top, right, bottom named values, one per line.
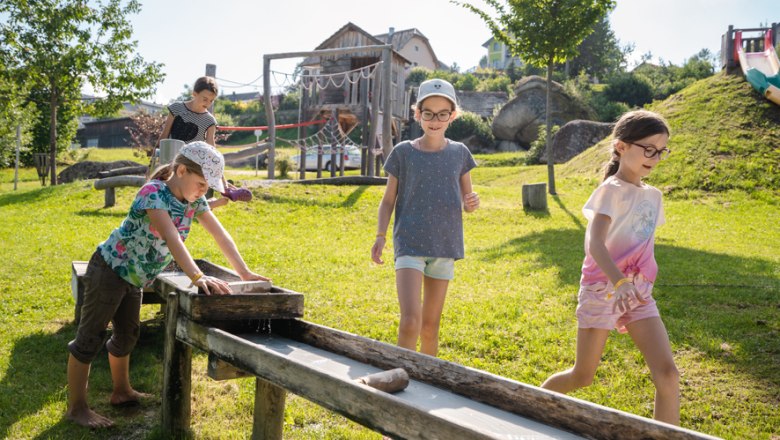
left=0, top=184, right=66, bottom=208
left=476, top=226, right=780, bottom=392
left=75, top=209, right=128, bottom=218
left=263, top=185, right=370, bottom=209
left=0, top=320, right=165, bottom=439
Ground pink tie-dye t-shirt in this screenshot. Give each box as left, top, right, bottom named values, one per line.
left=580, top=176, right=665, bottom=285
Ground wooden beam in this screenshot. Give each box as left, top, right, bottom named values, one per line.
left=161, top=291, right=192, bottom=438
left=252, top=378, right=286, bottom=440
left=176, top=319, right=502, bottom=440
left=276, top=320, right=718, bottom=440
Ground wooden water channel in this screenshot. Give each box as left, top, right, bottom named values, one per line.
left=76, top=260, right=720, bottom=439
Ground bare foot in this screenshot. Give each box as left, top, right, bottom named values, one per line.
left=66, top=405, right=114, bottom=428
left=110, top=389, right=152, bottom=407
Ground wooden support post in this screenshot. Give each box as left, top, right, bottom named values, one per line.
left=522, top=183, right=548, bottom=211
left=359, top=77, right=370, bottom=176
left=161, top=292, right=192, bottom=438
left=367, top=74, right=381, bottom=178
left=251, top=377, right=286, bottom=440
left=104, top=187, right=115, bottom=208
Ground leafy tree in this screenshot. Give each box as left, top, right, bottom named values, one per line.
left=454, top=73, right=479, bottom=91
left=454, top=0, right=615, bottom=194
left=567, top=17, right=629, bottom=80
left=0, top=0, right=164, bottom=184
left=126, top=110, right=167, bottom=157
left=406, top=67, right=432, bottom=86
left=0, top=72, right=36, bottom=168
left=633, top=49, right=715, bottom=101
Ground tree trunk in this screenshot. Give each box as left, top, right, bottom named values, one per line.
left=545, top=60, right=556, bottom=195
left=49, top=87, right=58, bottom=185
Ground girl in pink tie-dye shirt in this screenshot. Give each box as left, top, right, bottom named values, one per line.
left=541, top=110, right=680, bottom=426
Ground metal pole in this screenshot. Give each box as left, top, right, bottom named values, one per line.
left=14, top=124, right=21, bottom=191
left=206, top=64, right=216, bottom=114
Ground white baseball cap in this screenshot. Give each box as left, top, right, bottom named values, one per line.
left=179, top=141, right=225, bottom=193
left=416, top=78, right=458, bottom=107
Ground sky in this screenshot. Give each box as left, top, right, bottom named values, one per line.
left=124, top=0, right=779, bottom=104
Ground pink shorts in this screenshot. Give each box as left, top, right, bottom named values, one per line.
left=576, top=273, right=660, bottom=334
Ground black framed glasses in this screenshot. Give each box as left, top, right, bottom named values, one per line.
left=420, top=110, right=452, bottom=122
left=629, top=142, right=671, bottom=160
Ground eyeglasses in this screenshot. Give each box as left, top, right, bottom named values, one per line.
left=420, top=110, right=452, bottom=122
left=629, top=142, right=671, bottom=160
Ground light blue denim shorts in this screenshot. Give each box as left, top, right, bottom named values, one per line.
left=394, top=255, right=455, bottom=280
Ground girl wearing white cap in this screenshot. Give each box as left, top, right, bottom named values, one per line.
left=371, top=79, right=480, bottom=356
left=65, top=141, right=269, bottom=428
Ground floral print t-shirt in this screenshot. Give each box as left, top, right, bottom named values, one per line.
left=98, top=180, right=209, bottom=287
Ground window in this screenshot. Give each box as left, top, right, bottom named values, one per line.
left=415, top=45, right=419, bottom=52
left=493, top=42, right=499, bottom=50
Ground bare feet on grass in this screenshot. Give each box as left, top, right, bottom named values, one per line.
left=109, top=389, right=152, bottom=407
left=66, top=405, right=114, bottom=428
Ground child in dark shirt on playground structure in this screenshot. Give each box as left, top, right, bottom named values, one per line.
left=371, top=78, right=480, bottom=357
left=66, top=142, right=269, bottom=428
left=158, top=76, right=251, bottom=206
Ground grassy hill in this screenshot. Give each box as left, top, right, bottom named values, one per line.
left=562, top=72, right=780, bottom=197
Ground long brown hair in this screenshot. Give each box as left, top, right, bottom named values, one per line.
left=149, top=155, right=204, bottom=182
left=603, top=110, right=670, bottom=181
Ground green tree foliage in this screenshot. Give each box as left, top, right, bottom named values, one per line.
left=454, top=73, right=479, bottom=91
left=0, top=0, right=164, bottom=183
left=447, top=111, right=495, bottom=146
left=406, top=67, right=431, bottom=86
left=567, top=17, right=630, bottom=80
left=604, top=72, right=654, bottom=107
left=454, top=0, right=615, bottom=195
left=0, top=74, right=36, bottom=167
left=633, top=49, right=716, bottom=100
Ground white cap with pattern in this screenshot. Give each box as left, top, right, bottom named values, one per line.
left=416, top=78, right=457, bottom=107
left=179, top=141, right=225, bottom=193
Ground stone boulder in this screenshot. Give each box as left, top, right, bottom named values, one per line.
left=542, top=120, right=615, bottom=164
left=58, top=160, right=144, bottom=183
left=492, top=76, right=593, bottom=147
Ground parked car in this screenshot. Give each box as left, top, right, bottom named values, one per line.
left=290, top=144, right=362, bottom=171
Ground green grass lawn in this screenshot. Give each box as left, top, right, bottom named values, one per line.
left=0, top=157, right=778, bottom=439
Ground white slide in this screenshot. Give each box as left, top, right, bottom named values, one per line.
left=736, top=29, right=780, bottom=105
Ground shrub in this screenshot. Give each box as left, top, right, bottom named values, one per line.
left=604, top=73, right=654, bottom=107
left=526, top=124, right=560, bottom=165
left=447, top=111, right=494, bottom=146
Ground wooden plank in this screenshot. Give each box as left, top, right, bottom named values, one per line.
left=176, top=319, right=583, bottom=440
left=154, top=268, right=303, bottom=322
left=275, top=320, right=719, bottom=440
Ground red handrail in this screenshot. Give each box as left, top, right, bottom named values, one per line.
left=217, top=119, right=327, bottom=132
